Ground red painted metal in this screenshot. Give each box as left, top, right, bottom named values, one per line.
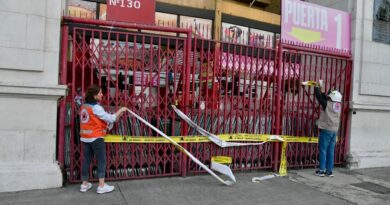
left=57, top=25, right=69, bottom=169
left=63, top=16, right=190, bottom=34
left=342, top=61, right=353, bottom=158
left=60, top=17, right=192, bottom=182
left=183, top=37, right=279, bottom=174
left=180, top=30, right=193, bottom=177
left=58, top=17, right=352, bottom=183
left=279, top=44, right=352, bottom=168
left=272, top=41, right=284, bottom=171
left=106, top=0, right=155, bottom=24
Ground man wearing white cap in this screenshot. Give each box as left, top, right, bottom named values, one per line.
left=314, top=80, right=342, bottom=177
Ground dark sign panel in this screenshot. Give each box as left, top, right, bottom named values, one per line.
left=373, top=0, right=390, bottom=44
left=106, top=0, right=155, bottom=24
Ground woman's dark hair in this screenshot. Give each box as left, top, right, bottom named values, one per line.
left=85, top=84, right=101, bottom=103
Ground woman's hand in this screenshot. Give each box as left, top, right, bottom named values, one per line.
left=115, top=107, right=128, bottom=120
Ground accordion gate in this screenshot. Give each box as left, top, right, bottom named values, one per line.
left=58, top=17, right=352, bottom=183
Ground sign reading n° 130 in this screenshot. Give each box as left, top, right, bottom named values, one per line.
left=281, top=0, right=351, bottom=51
left=106, top=0, right=155, bottom=24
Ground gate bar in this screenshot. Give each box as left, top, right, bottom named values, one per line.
left=181, top=29, right=193, bottom=177
left=58, top=25, right=69, bottom=169
left=63, top=16, right=191, bottom=35
left=272, top=41, right=284, bottom=171
left=281, top=42, right=351, bottom=59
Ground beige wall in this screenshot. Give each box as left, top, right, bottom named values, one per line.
left=221, top=0, right=280, bottom=25
left=0, top=0, right=67, bottom=192
left=158, top=0, right=215, bottom=10
left=157, top=0, right=280, bottom=26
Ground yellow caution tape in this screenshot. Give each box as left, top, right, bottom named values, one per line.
left=105, top=134, right=320, bottom=144
left=211, top=156, right=233, bottom=164
left=301, top=80, right=318, bottom=86
left=105, top=133, right=338, bottom=177
left=105, top=135, right=209, bottom=143
left=278, top=142, right=288, bottom=176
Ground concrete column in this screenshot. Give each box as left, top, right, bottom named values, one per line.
left=0, top=0, right=67, bottom=192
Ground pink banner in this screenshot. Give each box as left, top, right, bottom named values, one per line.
left=281, top=0, right=351, bottom=51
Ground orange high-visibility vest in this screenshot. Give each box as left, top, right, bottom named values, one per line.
left=79, top=104, right=108, bottom=138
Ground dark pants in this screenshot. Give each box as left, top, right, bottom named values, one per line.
left=81, top=138, right=106, bottom=180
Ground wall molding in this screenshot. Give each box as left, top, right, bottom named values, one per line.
left=0, top=82, right=67, bottom=99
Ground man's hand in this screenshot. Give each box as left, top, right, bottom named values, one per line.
left=318, top=79, right=324, bottom=88
left=318, top=79, right=325, bottom=93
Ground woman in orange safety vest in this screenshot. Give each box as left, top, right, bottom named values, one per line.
left=79, top=84, right=126, bottom=194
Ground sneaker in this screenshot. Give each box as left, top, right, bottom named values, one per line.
left=326, top=172, right=334, bottom=177
left=96, top=183, right=115, bottom=194
left=80, top=182, right=92, bottom=192
left=315, top=170, right=326, bottom=177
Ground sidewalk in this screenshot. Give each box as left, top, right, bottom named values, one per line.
left=0, top=167, right=389, bottom=205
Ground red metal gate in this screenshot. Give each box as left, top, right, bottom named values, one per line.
left=58, top=17, right=352, bottom=183
left=278, top=44, right=352, bottom=169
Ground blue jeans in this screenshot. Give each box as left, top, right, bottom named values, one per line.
left=81, top=138, right=106, bottom=180
left=318, top=129, right=336, bottom=173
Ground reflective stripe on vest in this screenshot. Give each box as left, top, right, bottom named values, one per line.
left=80, top=104, right=108, bottom=138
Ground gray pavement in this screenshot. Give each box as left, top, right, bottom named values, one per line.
left=0, top=167, right=389, bottom=205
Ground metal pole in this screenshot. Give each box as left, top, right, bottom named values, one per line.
left=272, top=40, right=283, bottom=171
left=181, top=29, right=192, bottom=177
left=57, top=24, right=69, bottom=170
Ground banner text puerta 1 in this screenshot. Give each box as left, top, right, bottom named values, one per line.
left=282, top=0, right=351, bottom=51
